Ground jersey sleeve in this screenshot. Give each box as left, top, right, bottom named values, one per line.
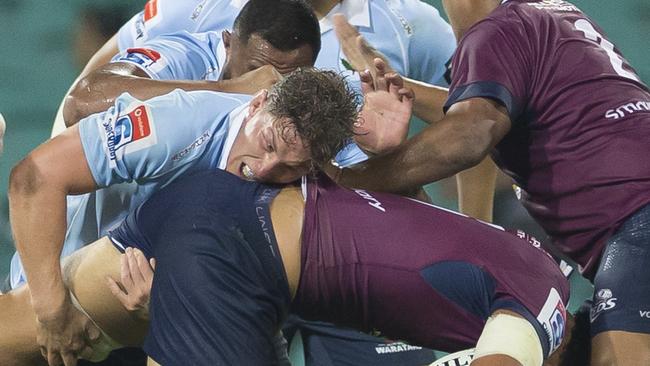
left=403, top=2, right=456, bottom=86
left=77, top=90, right=238, bottom=188
left=117, top=0, right=206, bottom=51
left=112, top=31, right=222, bottom=81
left=333, top=141, right=369, bottom=167
left=444, top=18, right=531, bottom=121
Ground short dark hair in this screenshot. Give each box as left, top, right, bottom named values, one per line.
left=267, top=68, right=359, bottom=166
left=233, top=0, right=321, bottom=62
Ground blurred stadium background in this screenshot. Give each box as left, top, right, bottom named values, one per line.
left=0, top=0, right=647, bottom=314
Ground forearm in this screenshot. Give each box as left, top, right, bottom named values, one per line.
left=404, top=77, right=449, bottom=124
left=9, top=157, right=69, bottom=315
left=64, top=72, right=240, bottom=125
left=456, top=156, right=497, bottom=222
left=336, top=116, right=492, bottom=194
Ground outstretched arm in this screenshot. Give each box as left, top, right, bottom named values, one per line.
left=333, top=14, right=448, bottom=124
left=328, top=98, right=511, bottom=195
left=63, top=62, right=280, bottom=127
left=9, top=126, right=100, bottom=366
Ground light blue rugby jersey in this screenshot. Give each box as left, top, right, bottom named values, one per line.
left=10, top=90, right=250, bottom=287
left=114, top=0, right=455, bottom=166
left=9, top=0, right=456, bottom=287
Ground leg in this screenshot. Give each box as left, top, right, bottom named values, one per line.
left=62, top=237, right=148, bottom=345
left=590, top=204, right=650, bottom=365
left=0, top=237, right=147, bottom=365
left=592, top=331, right=650, bottom=365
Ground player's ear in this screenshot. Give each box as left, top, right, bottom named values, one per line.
left=222, top=30, right=232, bottom=54
left=248, top=90, right=269, bottom=116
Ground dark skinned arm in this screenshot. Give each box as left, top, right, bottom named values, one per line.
left=63, top=62, right=280, bottom=126
left=329, top=98, right=511, bottom=195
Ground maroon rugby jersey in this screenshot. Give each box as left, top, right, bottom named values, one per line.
left=293, top=175, right=569, bottom=354
left=444, top=0, right=650, bottom=276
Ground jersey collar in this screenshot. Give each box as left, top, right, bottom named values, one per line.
left=218, top=102, right=249, bottom=170
left=320, top=0, right=371, bottom=34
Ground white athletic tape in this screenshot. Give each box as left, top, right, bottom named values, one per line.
left=474, top=312, right=543, bottom=366
left=70, top=291, right=123, bottom=362
left=429, top=348, right=475, bottom=365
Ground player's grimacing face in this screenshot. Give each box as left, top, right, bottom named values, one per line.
left=227, top=99, right=311, bottom=184
left=220, top=31, right=315, bottom=80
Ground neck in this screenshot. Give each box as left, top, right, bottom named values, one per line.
left=309, top=0, right=340, bottom=19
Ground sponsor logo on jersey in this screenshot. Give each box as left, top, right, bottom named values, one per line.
left=144, top=0, right=159, bottom=22
left=605, top=101, right=650, bottom=119
left=191, top=0, right=208, bottom=21
left=134, top=14, right=146, bottom=40
left=640, top=310, right=650, bottom=319
left=123, top=48, right=167, bottom=74
left=537, top=288, right=567, bottom=354
left=353, top=189, right=386, bottom=212
left=429, top=348, right=475, bottom=366
left=374, top=342, right=422, bottom=355
left=171, top=131, right=211, bottom=161
left=102, top=104, right=156, bottom=167
left=590, top=288, right=617, bottom=323
left=526, top=0, right=580, bottom=12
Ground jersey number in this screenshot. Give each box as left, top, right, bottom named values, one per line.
left=573, top=19, right=639, bottom=82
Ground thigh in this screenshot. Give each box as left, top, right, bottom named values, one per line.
left=63, top=237, right=148, bottom=346
left=592, top=331, right=650, bottom=366
left=590, top=204, right=650, bottom=364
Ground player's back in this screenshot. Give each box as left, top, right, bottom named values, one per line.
left=450, top=0, right=650, bottom=276
left=297, top=174, right=569, bottom=352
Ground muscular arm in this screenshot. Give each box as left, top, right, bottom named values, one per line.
left=331, top=98, right=511, bottom=194
left=51, top=35, right=120, bottom=137
left=456, top=157, right=498, bottom=222
left=63, top=62, right=278, bottom=126
left=9, top=125, right=96, bottom=318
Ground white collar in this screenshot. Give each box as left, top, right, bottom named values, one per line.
left=501, top=0, right=510, bottom=3
left=218, top=103, right=249, bottom=170
left=320, top=0, right=371, bottom=34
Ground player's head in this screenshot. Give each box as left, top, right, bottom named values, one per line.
left=220, top=0, right=321, bottom=80
left=226, top=68, right=358, bottom=183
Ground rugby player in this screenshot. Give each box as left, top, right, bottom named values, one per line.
left=55, top=0, right=456, bottom=145
left=8, top=67, right=377, bottom=366
left=1, top=168, right=578, bottom=366
left=328, top=0, right=650, bottom=364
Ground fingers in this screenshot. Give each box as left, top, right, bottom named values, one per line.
left=150, top=257, right=156, bottom=270
left=399, top=88, right=415, bottom=108
left=126, top=248, right=145, bottom=285
left=61, top=351, right=77, bottom=366
left=359, top=70, right=375, bottom=95
left=119, top=251, right=134, bottom=291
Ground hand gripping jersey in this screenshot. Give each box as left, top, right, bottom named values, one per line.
left=444, top=0, right=650, bottom=277
left=294, top=174, right=570, bottom=357
left=9, top=90, right=250, bottom=287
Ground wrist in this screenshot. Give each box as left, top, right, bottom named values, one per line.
left=32, top=284, right=69, bottom=321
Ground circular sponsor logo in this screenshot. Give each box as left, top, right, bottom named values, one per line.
left=597, top=289, right=612, bottom=300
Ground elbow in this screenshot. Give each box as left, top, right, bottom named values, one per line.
left=63, top=76, right=94, bottom=126
left=9, top=155, right=47, bottom=199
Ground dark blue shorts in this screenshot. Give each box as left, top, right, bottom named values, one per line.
left=283, top=316, right=437, bottom=366
left=109, top=170, right=291, bottom=365
left=591, top=203, right=650, bottom=336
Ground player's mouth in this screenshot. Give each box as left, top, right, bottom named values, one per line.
left=241, top=163, right=255, bottom=180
